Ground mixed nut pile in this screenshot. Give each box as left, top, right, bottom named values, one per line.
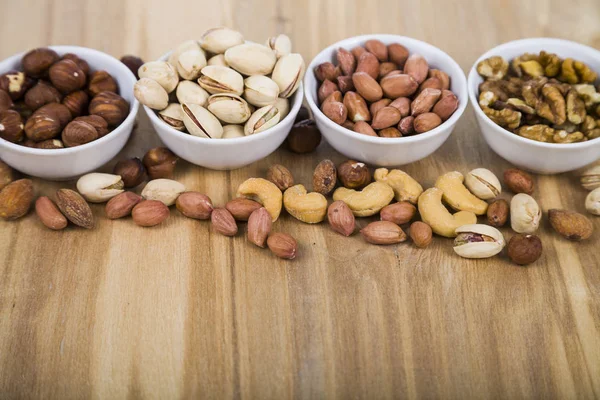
left=0, top=47, right=130, bottom=148
left=314, top=39, right=459, bottom=137
left=134, top=27, right=305, bottom=139
left=477, top=51, right=600, bottom=143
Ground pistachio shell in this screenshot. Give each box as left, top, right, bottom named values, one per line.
left=243, top=75, right=280, bottom=107
left=271, top=53, right=305, bottom=98
left=181, top=103, right=224, bottom=138
left=168, top=40, right=201, bottom=69
left=207, top=94, right=251, bottom=124
left=158, top=103, right=185, bottom=131
left=176, top=49, right=207, bottom=80
left=138, top=61, right=178, bottom=93
left=208, top=54, right=228, bottom=67
left=511, top=193, right=541, bottom=233
left=274, top=98, right=290, bottom=119
left=76, top=173, right=124, bottom=203
left=222, top=124, right=245, bottom=139
left=176, top=80, right=209, bottom=107
left=198, top=66, right=244, bottom=95
left=244, top=105, right=280, bottom=135
left=134, top=78, right=169, bottom=110
left=266, top=34, right=292, bottom=58
left=465, top=168, right=501, bottom=200
left=453, top=224, right=505, bottom=258
left=201, top=27, right=244, bottom=54
left=224, top=43, right=277, bottom=76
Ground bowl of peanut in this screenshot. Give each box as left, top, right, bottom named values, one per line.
left=468, top=38, right=600, bottom=174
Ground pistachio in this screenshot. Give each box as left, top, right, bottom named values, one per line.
left=243, top=75, right=280, bottom=107
left=181, top=103, right=224, bottom=138
left=585, top=188, right=600, bottom=216
left=453, top=224, right=505, bottom=259
left=464, top=168, right=501, bottom=200
left=206, top=93, right=251, bottom=124
left=76, top=173, right=125, bottom=203
left=201, top=27, right=244, bottom=54
left=141, top=179, right=186, bottom=206
left=168, top=40, right=201, bottom=69
left=510, top=193, right=541, bottom=234
left=158, top=103, right=185, bottom=130
left=266, top=34, right=292, bottom=58
left=134, top=78, right=169, bottom=110
left=271, top=53, right=305, bottom=98
left=176, top=49, right=207, bottom=80
left=208, top=54, right=228, bottom=67
left=580, top=165, right=600, bottom=191
left=198, top=66, right=244, bottom=96
left=138, top=61, right=178, bottom=93
left=224, top=43, right=277, bottom=76
left=244, top=105, right=280, bottom=135
left=175, top=81, right=209, bottom=107
left=274, top=97, right=290, bottom=119
left=222, top=124, right=245, bottom=139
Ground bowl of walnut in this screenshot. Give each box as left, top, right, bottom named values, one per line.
left=468, top=38, right=600, bottom=174
left=0, top=46, right=138, bottom=180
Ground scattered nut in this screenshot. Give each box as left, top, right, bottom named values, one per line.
left=548, top=209, right=593, bottom=241
left=453, top=224, right=505, bottom=259
left=142, top=147, right=178, bottom=179
left=0, top=179, right=34, bottom=220
left=176, top=192, right=213, bottom=220
left=55, top=188, right=94, bottom=229
left=225, top=198, right=262, bottom=221
left=464, top=168, right=501, bottom=200
left=313, top=159, right=337, bottom=196
left=585, top=188, right=600, bottom=216
left=76, top=173, right=124, bottom=203
left=120, top=55, right=144, bottom=79
left=0, top=160, right=14, bottom=191
left=409, top=221, right=432, bottom=248
left=510, top=193, right=541, bottom=234
left=267, top=232, right=297, bottom=259
left=418, top=187, right=477, bottom=238
left=332, top=181, right=394, bottom=217
left=360, top=221, right=407, bottom=245
left=338, top=160, right=371, bottom=189
left=211, top=208, right=238, bottom=236
left=285, top=109, right=322, bottom=154
left=141, top=179, right=185, bottom=206
left=236, top=177, right=283, bottom=222
left=504, top=168, right=534, bottom=194
left=487, top=199, right=509, bottom=227
left=435, top=171, right=488, bottom=215
left=266, top=164, right=294, bottom=191
left=113, top=158, right=146, bottom=188
left=580, top=165, right=600, bottom=191
left=373, top=168, right=422, bottom=204
left=247, top=207, right=272, bottom=247
left=105, top=191, right=142, bottom=219
left=380, top=201, right=416, bottom=225
left=327, top=200, right=355, bottom=236
left=507, top=234, right=542, bottom=265
left=132, top=200, right=169, bottom=227
left=283, top=184, right=328, bottom=223
left=35, top=196, right=67, bottom=230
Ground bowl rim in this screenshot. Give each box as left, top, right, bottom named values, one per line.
left=468, top=37, right=600, bottom=149
left=0, top=45, right=140, bottom=156
left=141, top=50, right=304, bottom=146
left=303, top=33, right=469, bottom=144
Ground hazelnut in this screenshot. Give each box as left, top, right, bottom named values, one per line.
left=89, top=91, right=129, bottom=126
left=507, top=234, right=542, bottom=265
left=61, top=53, right=90, bottom=76
left=88, top=70, right=118, bottom=97
left=120, top=55, right=144, bottom=79
left=21, top=48, right=59, bottom=77
left=74, top=115, right=109, bottom=137
left=12, top=101, right=32, bottom=120
left=504, top=168, right=534, bottom=194
left=62, top=120, right=98, bottom=147
left=25, top=107, right=61, bottom=141
left=0, top=110, right=24, bottom=143
left=113, top=157, right=146, bottom=188
left=0, top=90, right=14, bottom=112
left=0, top=71, right=35, bottom=100
left=142, top=147, right=178, bottom=179
left=62, top=90, right=89, bottom=117
left=284, top=108, right=321, bottom=154
left=49, top=59, right=86, bottom=94
left=24, top=81, right=62, bottom=111
left=337, top=159, right=371, bottom=189
left=38, top=103, right=72, bottom=127
left=486, top=198, right=509, bottom=227
left=35, top=139, right=64, bottom=149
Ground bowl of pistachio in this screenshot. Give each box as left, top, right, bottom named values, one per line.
left=135, top=28, right=305, bottom=170
left=468, top=38, right=600, bottom=174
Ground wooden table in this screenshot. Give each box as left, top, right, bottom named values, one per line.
left=1, top=0, right=600, bottom=398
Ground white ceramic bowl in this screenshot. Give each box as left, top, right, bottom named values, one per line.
left=304, top=34, right=468, bottom=167
left=0, top=46, right=139, bottom=180
left=142, top=52, right=304, bottom=171
left=468, top=38, right=600, bottom=174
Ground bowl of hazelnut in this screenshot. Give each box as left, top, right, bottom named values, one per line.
left=0, top=46, right=138, bottom=180
left=304, top=34, right=468, bottom=167
left=468, top=38, right=600, bottom=174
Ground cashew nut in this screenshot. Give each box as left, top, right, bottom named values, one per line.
left=332, top=182, right=394, bottom=217
left=435, top=171, right=488, bottom=215
left=283, top=184, right=328, bottom=223
left=373, top=168, right=423, bottom=204
left=418, top=188, right=477, bottom=237
left=236, top=178, right=282, bottom=222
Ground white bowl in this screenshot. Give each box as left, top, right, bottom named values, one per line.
left=0, top=46, right=139, bottom=180
left=142, top=52, right=304, bottom=171
left=304, top=34, right=468, bottom=167
left=468, top=38, right=600, bottom=174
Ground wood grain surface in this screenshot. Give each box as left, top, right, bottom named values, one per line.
left=1, top=0, right=600, bottom=398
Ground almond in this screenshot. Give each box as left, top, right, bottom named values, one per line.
left=106, top=191, right=142, bottom=219
left=0, top=179, right=33, bottom=220
left=548, top=209, right=593, bottom=241
left=380, top=201, right=416, bottom=225
left=0, top=160, right=14, bottom=191
left=336, top=75, right=354, bottom=93
left=365, top=39, right=388, bottom=62
left=55, top=188, right=94, bottom=229
left=322, top=101, right=347, bottom=125
left=247, top=207, right=272, bottom=247
left=35, top=196, right=67, bottom=230
left=388, top=43, right=409, bottom=68
left=355, top=52, right=380, bottom=80
left=318, top=80, right=338, bottom=105
left=132, top=200, right=169, bottom=227
left=343, top=91, right=370, bottom=122
left=336, top=48, right=356, bottom=76
left=404, top=54, right=429, bottom=84
left=266, top=164, right=294, bottom=191
left=504, top=168, right=534, bottom=194
left=211, top=208, right=238, bottom=236
left=267, top=232, right=297, bottom=259
left=409, top=221, right=432, bottom=248
left=360, top=221, right=407, bottom=245
left=313, top=159, right=337, bottom=195
left=352, top=72, right=382, bottom=103
left=432, top=92, right=459, bottom=121
left=411, top=88, right=442, bottom=116
left=175, top=191, right=213, bottom=220
left=353, top=121, right=378, bottom=137
left=380, top=74, right=418, bottom=99
left=371, top=106, right=401, bottom=130
left=413, top=112, right=441, bottom=133
left=327, top=200, right=355, bottom=236
left=225, top=198, right=262, bottom=221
